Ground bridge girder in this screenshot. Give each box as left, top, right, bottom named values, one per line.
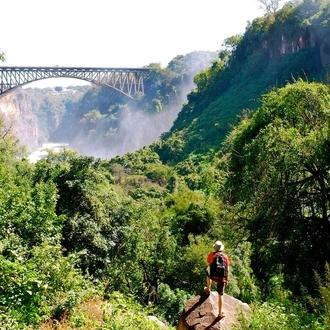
left=0, top=66, right=150, bottom=99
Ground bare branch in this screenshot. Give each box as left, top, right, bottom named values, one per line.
left=257, top=0, right=282, bottom=14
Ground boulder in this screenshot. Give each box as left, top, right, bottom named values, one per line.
left=176, top=292, right=250, bottom=330
left=148, top=315, right=167, bottom=328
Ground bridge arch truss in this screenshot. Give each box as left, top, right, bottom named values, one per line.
left=0, top=66, right=150, bottom=99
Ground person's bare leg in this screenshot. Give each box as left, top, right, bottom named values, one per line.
left=205, top=277, right=211, bottom=293
left=218, top=293, right=223, bottom=317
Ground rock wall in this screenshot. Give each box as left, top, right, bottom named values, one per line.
left=0, top=89, right=39, bottom=151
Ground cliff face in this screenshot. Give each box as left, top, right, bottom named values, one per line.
left=242, top=1, right=330, bottom=71
left=320, top=40, right=330, bottom=68
left=270, top=30, right=330, bottom=68
left=0, top=89, right=39, bottom=151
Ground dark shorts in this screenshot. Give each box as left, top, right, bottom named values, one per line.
left=216, top=280, right=226, bottom=295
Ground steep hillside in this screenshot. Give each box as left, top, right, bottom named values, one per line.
left=154, top=0, right=330, bottom=163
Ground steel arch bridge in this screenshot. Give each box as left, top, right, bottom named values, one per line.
left=0, top=66, right=151, bottom=99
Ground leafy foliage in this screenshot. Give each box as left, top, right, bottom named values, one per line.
left=234, top=301, right=302, bottom=330
left=102, top=292, right=175, bottom=329
left=223, top=80, right=330, bottom=295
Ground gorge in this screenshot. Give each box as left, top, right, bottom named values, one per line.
left=0, top=51, right=218, bottom=159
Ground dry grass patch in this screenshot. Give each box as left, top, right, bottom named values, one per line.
left=39, top=298, right=107, bottom=330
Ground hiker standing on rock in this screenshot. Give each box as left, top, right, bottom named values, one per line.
left=205, top=240, right=230, bottom=320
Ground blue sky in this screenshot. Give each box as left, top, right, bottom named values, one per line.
left=1, top=0, right=266, bottom=86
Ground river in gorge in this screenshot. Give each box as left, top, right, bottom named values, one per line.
left=28, top=142, right=69, bottom=163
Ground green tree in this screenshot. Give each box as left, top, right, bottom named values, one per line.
left=105, top=203, right=177, bottom=305
left=33, top=153, right=127, bottom=275
left=164, top=188, right=219, bottom=246
left=224, top=80, right=330, bottom=295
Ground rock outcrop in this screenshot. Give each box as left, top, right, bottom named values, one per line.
left=0, top=90, right=39, bottom=151
left=177, top=292, right=250, bottom=330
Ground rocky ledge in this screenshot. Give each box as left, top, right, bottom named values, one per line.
left=176, top=292, right=250, bottom=330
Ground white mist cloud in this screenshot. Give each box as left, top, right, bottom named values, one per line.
left=71, top=79, right=194, bottom=160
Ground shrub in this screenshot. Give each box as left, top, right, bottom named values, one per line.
left=155, top=283, right=192, bottom=325
left=103, top=292, right=175, bottom=330
left=309, top=263, right=330, bottom=329
left=234, top=302, right=301, bottom=330
left=0, top=242, right=90, bottom=328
